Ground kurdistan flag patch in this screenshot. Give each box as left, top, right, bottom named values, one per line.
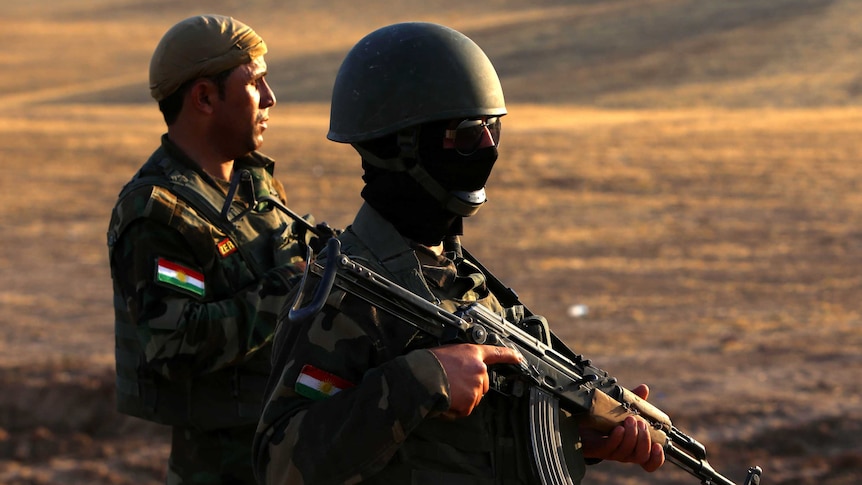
left=155, top=258, right=205, bottom=297
left=295, top=365, right=354, bottom=400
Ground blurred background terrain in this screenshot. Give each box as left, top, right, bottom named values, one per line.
left=1, top=0, right=860, bottom=483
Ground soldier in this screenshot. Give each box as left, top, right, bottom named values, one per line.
left=107, top=14, right=330, bottom=485
left=254, top=22, right=664, bottom=484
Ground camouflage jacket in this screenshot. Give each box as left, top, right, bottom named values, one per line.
left=254, top=203, right=584, bottom=484
left=107, top=135, right=309, bottom=430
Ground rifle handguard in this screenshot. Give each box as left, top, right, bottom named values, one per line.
left=580, top=389, right=669, bottom=447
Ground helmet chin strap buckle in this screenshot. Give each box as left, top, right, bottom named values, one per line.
left=451, top=188, right=486, bottom=205
left=397, top=128, right=419, bottom=164
left=444, top=191, right=484, bottom=217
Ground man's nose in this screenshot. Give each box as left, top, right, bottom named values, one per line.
left=260, top=78, right=276, bottom=108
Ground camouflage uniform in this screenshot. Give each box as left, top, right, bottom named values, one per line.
left=108, top=135, right=309, bottom=484
left=254, top=203, right=586, bottom=484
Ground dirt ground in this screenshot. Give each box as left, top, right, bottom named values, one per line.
left=2, top=103, right=860, bottom=484
left=2, top=1, right=862, bottom=484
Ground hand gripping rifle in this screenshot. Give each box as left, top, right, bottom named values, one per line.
left=288, top=239, right=763, bottom=485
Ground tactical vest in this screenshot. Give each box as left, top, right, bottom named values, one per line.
left=107, top=146, right=302, bottom=430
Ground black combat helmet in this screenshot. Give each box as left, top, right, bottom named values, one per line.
left=327, top=22, right=506, bottom=142
left=328, top=22, right=506, bottom=219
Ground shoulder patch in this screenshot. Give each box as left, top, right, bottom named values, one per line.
left=155, top=257, right=205, bottom=297
left=217, top=237, right=238, bottom=258
left=295, top=365, right=354, bottom=400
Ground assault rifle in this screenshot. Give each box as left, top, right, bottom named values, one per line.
left=288, top=239, right=763, bottom=485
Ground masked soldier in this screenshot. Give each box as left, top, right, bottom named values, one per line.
left=107, top=14, right=330, bottom=485
left=254, top=22, right=663, bottom=485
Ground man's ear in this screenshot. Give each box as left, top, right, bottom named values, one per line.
left=188, top=79, right=217, bottom=114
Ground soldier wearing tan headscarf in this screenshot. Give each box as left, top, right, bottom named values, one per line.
left=108, top=14, right=327, bottom=485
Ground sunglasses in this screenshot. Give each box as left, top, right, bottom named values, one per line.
left=444, top=117, right=502, bottom=155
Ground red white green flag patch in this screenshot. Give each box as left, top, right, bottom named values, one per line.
left=295, top=365, right=354, bottom=400
left=156, top=258, right=205, bottom=297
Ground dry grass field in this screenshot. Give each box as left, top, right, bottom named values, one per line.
left=1, top=0, right=861, bottom=484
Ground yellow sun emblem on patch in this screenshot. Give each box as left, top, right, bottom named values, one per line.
left=319, top=380, right=334, bottom=394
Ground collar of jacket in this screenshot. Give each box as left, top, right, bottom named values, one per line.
left=346, top=203, right=438, bottom=302
left=160, top=134, right=277, bottom=179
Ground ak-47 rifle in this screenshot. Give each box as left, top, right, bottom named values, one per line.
left=288, top=239, right=764, bottom=485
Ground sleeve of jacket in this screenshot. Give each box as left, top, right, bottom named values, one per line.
left=253, top=291, right=451, bottom=485
left=113, top=218, right=304, bottom=379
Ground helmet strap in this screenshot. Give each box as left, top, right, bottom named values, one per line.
left=353, top=128, right=485, bottom=217
left=404, top=162, right=483, bottom=217
left=400, top=128, right=484, bottom=217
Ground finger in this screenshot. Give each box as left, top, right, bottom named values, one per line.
left=641, top=443, right=666, bottom=472
left=473, top=381, right=485, bottom=412
left=479, top=345, right=525, bottom=366
left=612, top=416, right=639, bottom=461
left=631, top=383, right=650, bottom=401
left=579, top=424, right=620, bottom=459
left=633, top=419, right=652, bottom=464
left=481, top=370, right=490, bottom=396
left=597, top=425, right=625, bottom=458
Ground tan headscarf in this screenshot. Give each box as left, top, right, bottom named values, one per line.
left=149, top=14, right=267, bottom=101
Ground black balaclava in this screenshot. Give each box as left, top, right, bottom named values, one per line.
left=359, top=120, right=498, bottom=246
